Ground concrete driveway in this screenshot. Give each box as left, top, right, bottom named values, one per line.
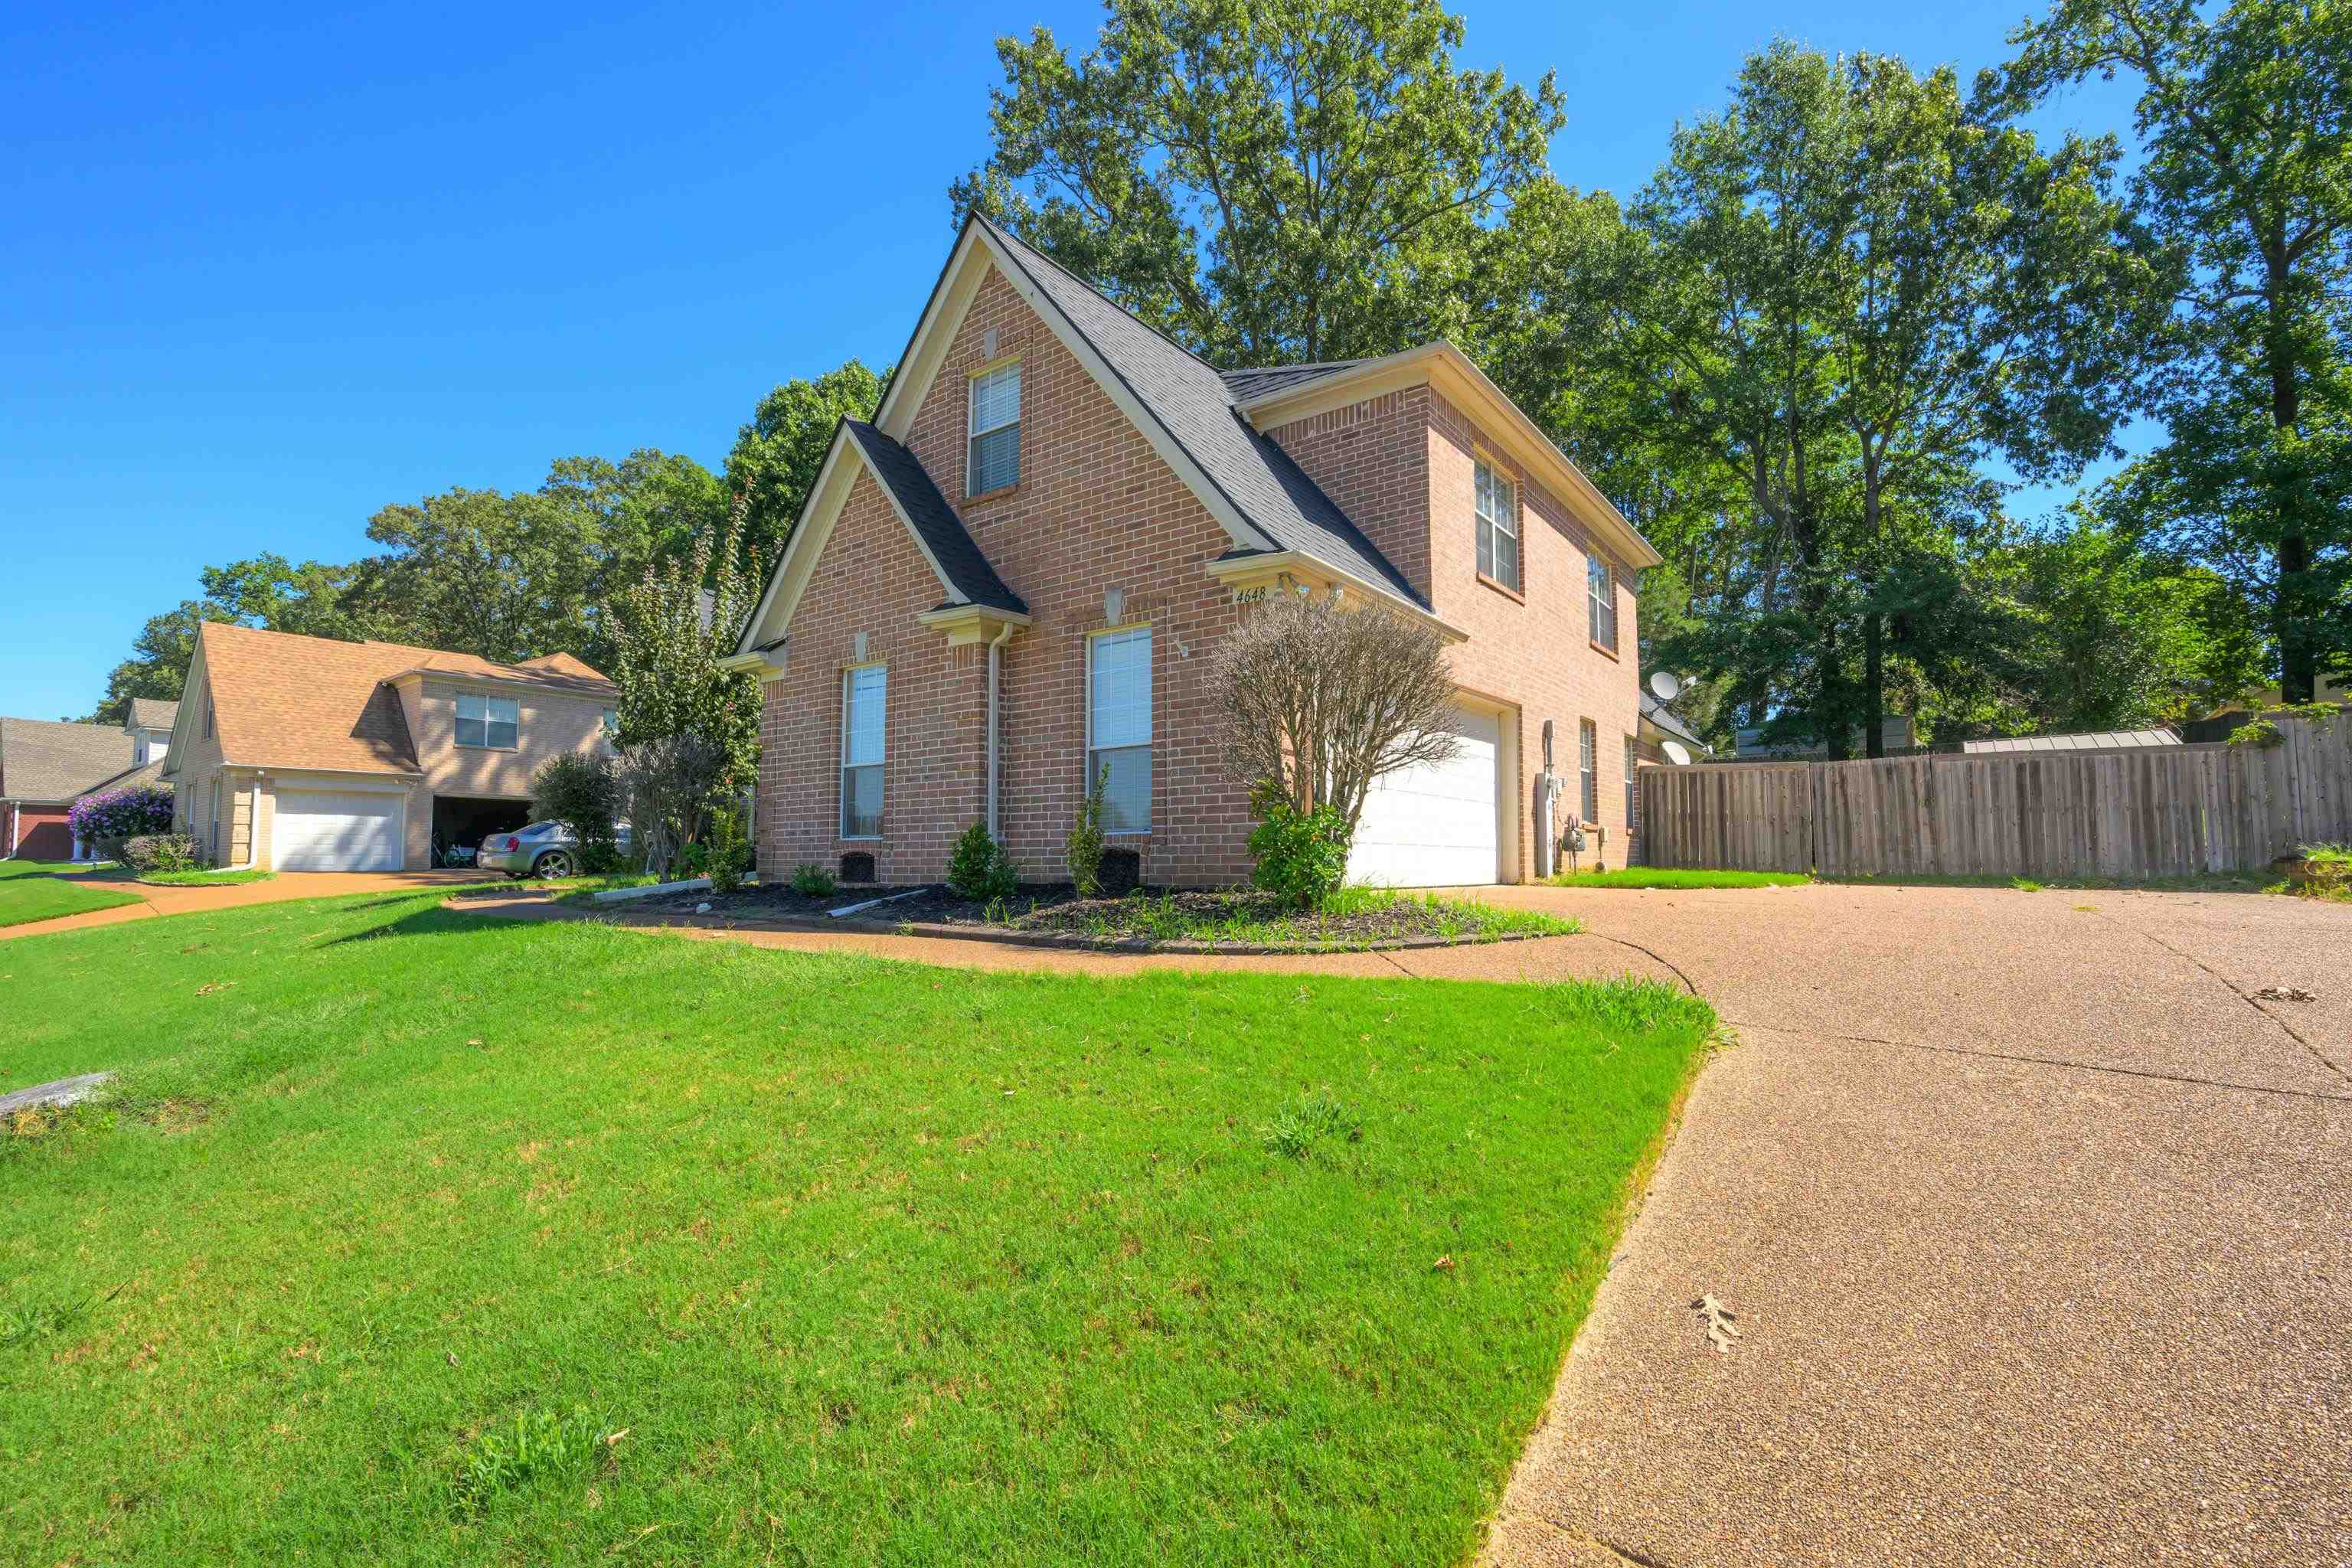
left=1446, top=882, right=2351, bottom=1568
left=0, top=867, right=486, bottom=939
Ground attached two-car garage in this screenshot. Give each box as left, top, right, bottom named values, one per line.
left=271, top=789, right=405, bottom=872
left=1347, top=704, right=1511, bottom=887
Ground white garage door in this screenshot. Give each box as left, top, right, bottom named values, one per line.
left=1348, top=707, right=1501, bottom=887
left=273, top=790, right=403, bottom=872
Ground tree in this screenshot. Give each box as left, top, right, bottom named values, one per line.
left=1214, top=589, right=1458, bottom=834
left=529, top=753, right=622, bottom=867
left=724, top=361, right=887, bottom=567
left=1999, top=0, right=2352, bottom=700
left=951, top=0, right=1563, bottom=364
left=616, top=733, right=730, bottom=880
left=602, top=500, right=765, bottom=798
left=541, top=449, right=728, bottom=573
left=86, top=601, right=234, bottom=724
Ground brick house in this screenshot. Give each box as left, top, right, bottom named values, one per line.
left=1, top=708, right=175, bottom=861
left=726, top=214, right=1661, bottom=888
left=165, top=622, right=619, bottom=871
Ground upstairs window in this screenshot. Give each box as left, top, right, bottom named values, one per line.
left=1088, top=626, right=1152, bottom=832
left=841, top=665, right=887, bottom=838
left=1589, top=555, right=1617, bottom=652
left=969, top=362, right=1021, bottom=495
left=1475, top=460, right=1519, bottom=593
left=1579, top=718, right=1598, bottom=823
left=456, top=694, right=519, bottom=750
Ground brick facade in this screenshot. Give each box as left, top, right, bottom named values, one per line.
left=754, top=259, right=1644, bottom=887
left=1261, top=386, right=1642, bottom=877
left=756, top=263, right=1255, bottom=887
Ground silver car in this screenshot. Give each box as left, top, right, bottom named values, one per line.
left=476, top=821, right=629, bottom=879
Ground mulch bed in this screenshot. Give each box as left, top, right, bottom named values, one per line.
left=612, top=883, right=1561, bottom=954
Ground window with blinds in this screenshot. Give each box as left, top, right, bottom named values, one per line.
left=1579, top=718, right=1598, bottom=823
left=1588, top=555, right=1616, bottom=651
left=1088, top=626, right=1152, bottom=832
left=1475, top=459, right=1519, bottom=591
left=969, top=362, right=1021, bottom=495
left=841, top=665, right=886, bottom=838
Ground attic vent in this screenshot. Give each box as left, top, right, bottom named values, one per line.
left=840, top=851, right=876, bottom=884
left=982, top=326, right=999, bottom=359
left=851, top=631, right=867, bottom=662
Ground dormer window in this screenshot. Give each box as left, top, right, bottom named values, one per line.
left=1475, top=459, right=1519, bottom=593
left=969, top=362, right=1021, bottom=495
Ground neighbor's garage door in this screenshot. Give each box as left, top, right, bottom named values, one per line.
left=272, top=790, right=403, bottom=872
left=1347, top=707, right=1501, bottom=886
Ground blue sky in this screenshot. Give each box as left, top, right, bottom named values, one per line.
left=0, top=0, right=2144, bottom=720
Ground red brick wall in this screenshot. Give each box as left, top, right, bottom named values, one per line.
left=756, top=261, right=1257, bottom=887
left=1263, top=386, right=1643, bottom=877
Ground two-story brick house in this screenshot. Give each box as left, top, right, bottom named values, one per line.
left=727, top=214, right=1659, bottom=888
left=165, top=622, right=619, bottom=871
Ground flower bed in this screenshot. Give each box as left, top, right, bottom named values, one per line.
left=622, top=883, right=1578, bottom=952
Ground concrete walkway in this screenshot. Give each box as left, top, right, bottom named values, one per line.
left=469, top=881, right=2350, bottom=1566
left=0, top=867, right=486, bottom=939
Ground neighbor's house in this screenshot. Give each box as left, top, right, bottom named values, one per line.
left=165, top=622, right=618, bottom=872
left=724, top=214, right=1660, bottom=888
left=0, top=703, right=180, bottom=861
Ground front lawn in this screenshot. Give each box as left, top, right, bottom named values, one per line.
left=0, top=859, right=144, bottom=928
left=0, top=891, right=1711, bottom=1565
left=135, top=867, right=276, bottom=887
left=1550, top=867, right=1813, bottom=890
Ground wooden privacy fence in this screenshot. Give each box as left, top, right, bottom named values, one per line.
left=1638, top=714, right=2352, bottom=879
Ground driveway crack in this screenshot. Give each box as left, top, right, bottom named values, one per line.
left=2087, top=909, right=2351, bottom=1086
left=1725, top=1021, right=2352, bottom=1104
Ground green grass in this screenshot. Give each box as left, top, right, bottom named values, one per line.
left=136, top=867, right=276, bottom=887
left=0, top=890, right=1713, bottom=1566
left=1821, top=869, right=2285, bottom=895
left=1548, top=867, right=1814, bottom=890
left=0, top=858, right=144, bottom=927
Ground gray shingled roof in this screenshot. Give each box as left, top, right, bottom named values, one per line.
left=842, top=421, right=1027, bottom=616
left=975, top=217, right=1428, bottom=611
left=0, top=717, right=136, bottom=802
left=1217, top=361, right=1370, bottom=403
left=126, top=697, right=179, bottom=733
left=78, top=755, right=168, bottom=800
left=1640, top=691, right=1708, bottom=752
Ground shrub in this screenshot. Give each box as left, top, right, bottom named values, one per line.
left=121, top=833, right=206, bottom=875
left=1066, top=764, right=1109, bottom=897
left=947, top=822, right=1018, bottom=902
left=1246, top=780, right=1354, bottom=909
left=2229, top=717, right=2284, bottom=748
left=704, top=802, right=752, bottom=894
left=531, top=753, right=622, bottom=864
left=789, top=864, right=838, bottom=897
left=69, top=784, right=174, bottom=854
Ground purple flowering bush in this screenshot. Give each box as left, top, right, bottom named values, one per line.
left=69, top=783, right=175, bottom=858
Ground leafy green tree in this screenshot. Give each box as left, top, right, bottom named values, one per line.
left=603, top=500, right=765, bottom=798
left=85, top=602, right=236, bottom=724
left=1998, top=0, right=2352, bottom=700
left=541, top=449, right=728, bottom=571
left=724, top=361, right=887, bottom=567
left=951, top=0, right=1563, bottom=364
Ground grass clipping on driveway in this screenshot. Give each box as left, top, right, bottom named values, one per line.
left=0, top=892, right=1713, bottom=1565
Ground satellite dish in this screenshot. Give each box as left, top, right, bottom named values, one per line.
left=1649, top=670, right=1683, bottom=702
left=1662, top=740, right=1694, bottom=766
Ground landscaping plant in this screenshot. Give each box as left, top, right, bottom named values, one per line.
left=788, top=863, right=838, bottom=897
left=67, top=784, right=175, bottom=860
left=1065, top=765, right=1109, bottom=897
left=703, top=802, right=753, bottom=894
left=529, top=753, right=622, bottom=868
left=1246, top=779, right=1354, bottom=909
left=119, top=833, right=207, bottom=875
left=946, top=821, right=1018, bottom=902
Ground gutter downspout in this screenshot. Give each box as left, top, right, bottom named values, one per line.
left=985, top=622, right=1014, bottom=838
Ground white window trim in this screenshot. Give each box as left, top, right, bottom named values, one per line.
left=456, top=694, right=521, bottom=751
left=1579, top=719, right=1599, bottom=824
left=840, top=662, right=887, bottom=841
left=1475, top=459, right=1520, bottom=593
left=968, top=360, right=1022, bottom=497
left=1085, top=623, right=1153, bottom=835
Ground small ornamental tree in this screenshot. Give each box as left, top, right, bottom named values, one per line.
left=616, top=732, right=730, bottom=880
left=603, top=495, right=766, bottom=798
left=69, top=784, right=175, bottom=857
left=1064, top=766, right=1109, bottom=897
left=1214, top=588, right=1460, bottom=861
left=530, top=753, right=622, bottom=867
